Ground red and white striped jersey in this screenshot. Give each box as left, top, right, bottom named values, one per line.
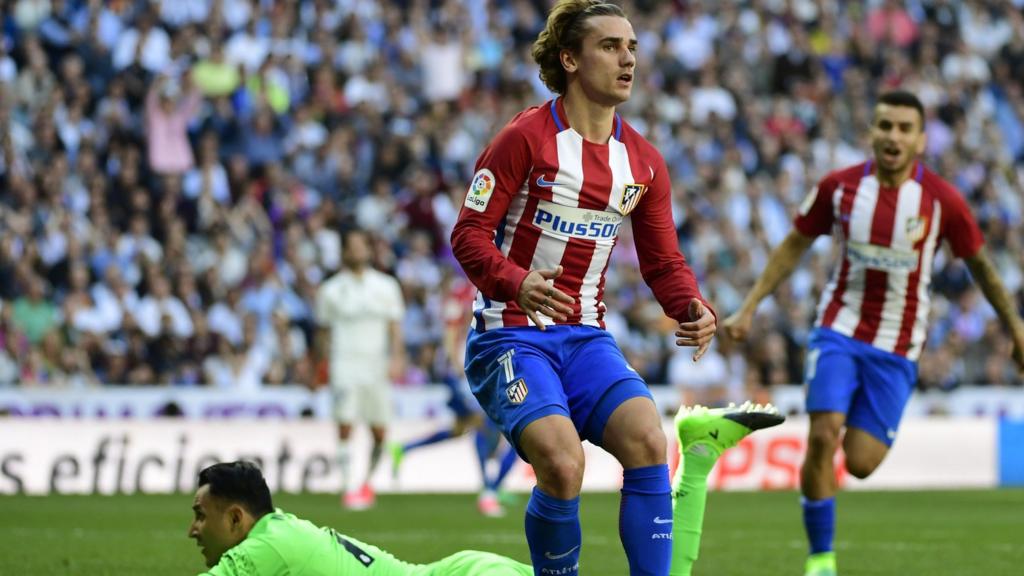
left=795, top=161, right=984, bottom=360
left=451, top=98, right=708, bottom=331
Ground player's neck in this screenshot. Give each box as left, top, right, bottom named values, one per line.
left=875, top=160, right=916, bottom=188
left=561, top=89, right=616, bottom=144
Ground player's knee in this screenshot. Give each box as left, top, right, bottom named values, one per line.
left=628, top=424, right=667, bottom=466
left=806, top=425, right=841, bottom=457
left=533, top=452, right=584, bottom=495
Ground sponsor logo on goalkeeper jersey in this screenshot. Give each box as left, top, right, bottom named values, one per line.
left=533, top=200, right=622, bottom=241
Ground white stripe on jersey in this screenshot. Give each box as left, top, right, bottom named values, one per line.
left=873, top=180, right=922, bottom=352
left=572, top=139, right=633, bottom=326
left=830, top=176, right=879, bottom=337
left=908, top=200, right=942, bottom=360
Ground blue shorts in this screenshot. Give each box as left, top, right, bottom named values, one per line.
left=444, top=375, right=482, bottom=419
left=465, top=325, right=652, bottom=460
left=805, top=328, right=918, bottom=446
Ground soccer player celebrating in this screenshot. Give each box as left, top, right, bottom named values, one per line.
left=450, top=2, right=780, bottom=575
left=189, top=461, right=533, bottom=575
left=723, top=90, right=1024, bottom=576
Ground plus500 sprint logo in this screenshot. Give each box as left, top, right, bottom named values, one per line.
left=533, top=200, right=623, bottom=241
left=846, top=241, right=918, bottom=272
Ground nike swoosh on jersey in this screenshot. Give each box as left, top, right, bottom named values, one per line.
left=653, top=516, right=672, bottom=524
left=543, top=545, right=580, bottom=560
left=536, top=175, right=562, bottom=188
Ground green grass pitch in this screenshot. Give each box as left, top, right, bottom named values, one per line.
left=1, top=490, right=1021, bottom=575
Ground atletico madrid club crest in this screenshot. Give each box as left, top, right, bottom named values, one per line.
left=905, top=216, right=929, bottom=243
left=620, top=183, right=647, bottom=215
left=506, top=378, right=528, bottom=405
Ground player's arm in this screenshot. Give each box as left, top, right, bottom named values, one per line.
left=964, top=248, right=1024, bottom=370
left=630, top=158, right=715, bottom=360
left=450, top=124, right=574, bottom=328
left=722, top=229, right=815, bottom=341
left=941, top=181, right=1024, bottom=371
left=387, top=279, right=406, bottom=382
left=724, top=175, right=837, bottom=341
left=388, top=318, right=406, bottom=382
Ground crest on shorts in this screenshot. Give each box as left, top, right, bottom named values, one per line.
left=506, top=378, right=528, bottom=405
left=905, top=216, right=929, bottom=243
left=619, top=184, right=647, bottom=215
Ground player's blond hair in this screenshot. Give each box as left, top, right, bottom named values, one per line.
left=532, top=1, right=627, bottom=94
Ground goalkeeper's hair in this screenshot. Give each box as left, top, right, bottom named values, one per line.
left=533, top=1, right=626, bottom=94
left=198, top=461, right=274, bottom=518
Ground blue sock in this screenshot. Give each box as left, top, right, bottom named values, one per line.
left=619, top=464, right=672, bottom=575
left=802, top=497, right=835, bottom=554
left=524, top=487, right=580, bottom=576
left=489, top=444, right=519, bottom=490
left=403, top=429, right=453, bottom=452
left=473, top=429, right=490, bottom=486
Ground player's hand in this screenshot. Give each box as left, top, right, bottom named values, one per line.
left=388, top=355, right=406, bottom=383
left=1010, top=326, right=1024, bottom=373
left=516, top=265, right=575, bottom=330
left=676, top=299, right=716, bottom=362
left=722, top=307, right=754, bottom=342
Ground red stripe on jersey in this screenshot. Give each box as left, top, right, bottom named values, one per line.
left=852, top=188, right=898, bottom=342
left=500, top=194, right=544, bottom=327
left=821, top=184, right=858, bottom=327
left=894, top=195, right=932, bottom=355
left=557, top=141, right=613, bottom=324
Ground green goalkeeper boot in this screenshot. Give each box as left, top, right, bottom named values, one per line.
left=675, top=401, right=785, bottom=457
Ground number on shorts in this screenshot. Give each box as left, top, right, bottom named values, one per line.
left=497, top=349, right=516, bottom=384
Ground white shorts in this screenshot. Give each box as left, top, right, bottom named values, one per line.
left=331, top=378, right=391, bottom=426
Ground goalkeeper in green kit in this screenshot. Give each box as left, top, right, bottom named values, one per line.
left=194, top=398, right=783, bottom=576
left=189, top=461, right=532, bottom=576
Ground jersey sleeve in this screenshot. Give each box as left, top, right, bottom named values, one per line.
left=199, top=540, right=286, bottom=576
left=793, top=174, right=839, bottom=237
left=450, top=121, right=533, bottom=303
left=629, top=155, right=714, bottom=323
left=941, top=185, right=985, bottom=258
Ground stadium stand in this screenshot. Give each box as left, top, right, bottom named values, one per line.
left=0, top=0, right=1022, bottom=395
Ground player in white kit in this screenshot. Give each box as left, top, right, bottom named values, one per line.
left=314, top=228, right=405, bottom=510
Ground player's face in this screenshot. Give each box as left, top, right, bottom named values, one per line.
left=564, top=15, right=637, bottom=106
left=870, top=104, right=926, bottom=176
left=342, top=231, right=372, bottom=269
left=188, top=486, right=245, bottom=567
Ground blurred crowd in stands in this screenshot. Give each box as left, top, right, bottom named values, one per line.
left=1, top=0, right=1023, bottom=398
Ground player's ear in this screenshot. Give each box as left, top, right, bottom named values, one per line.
left=560, top=48, right=578, bottom=74
left=227, top=504, right=244, bottom=529
left=915, top=127, right=927, bottom=156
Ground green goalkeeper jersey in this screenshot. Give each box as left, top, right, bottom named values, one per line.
left=199, top=509, right=531, bottom=576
